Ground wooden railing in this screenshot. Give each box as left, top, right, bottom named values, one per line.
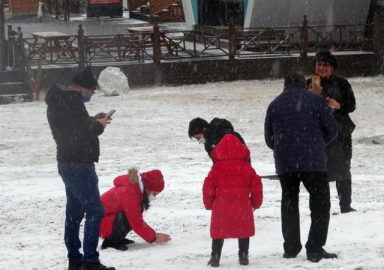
left=6, top=17, right=382, bottom=68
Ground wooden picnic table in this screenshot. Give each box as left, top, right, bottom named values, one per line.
left=30, top=31, right=76, bottom=64
left=127, top=27, right=177, bottom=56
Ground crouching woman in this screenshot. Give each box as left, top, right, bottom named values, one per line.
left=99, top=169, right=171, bottom=250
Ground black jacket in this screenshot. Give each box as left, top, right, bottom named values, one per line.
left=45, top=84, right=104, bottom=163
left=265, top=82, right=338, bottom=175
left=307, top=75, right=356, bottom=181
left=203, top=118, right=247, bottom=162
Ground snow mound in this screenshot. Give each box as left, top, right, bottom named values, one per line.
left=98, top=67, right=129, bottom=96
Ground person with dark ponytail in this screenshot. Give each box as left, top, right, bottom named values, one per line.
left=99, top=169, right=171, bottom=251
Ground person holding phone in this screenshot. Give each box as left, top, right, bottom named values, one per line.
left=45, top=66, right=115, bottom=270
left=308, top=50, right=357, bottom=214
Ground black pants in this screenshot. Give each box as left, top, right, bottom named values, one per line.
left=104, top=211, right=132, bottom=245
left=211, top=238, right=249, bottom=255
left=279, top=172, right=330, bottom=254
left=336, top=179, right=352, bottom=209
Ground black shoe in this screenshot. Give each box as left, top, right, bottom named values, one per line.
left=83, top=262, right=115, bottom=270
left=68, top=262, right=82, bottom=270
left=101, top=240, right=129, bottom=251
left=307, top=250, right=338, bottom=263
left=283, top=252, right=298, bottom=259
left=238, top=251, right=249, bottom=266
left=341, top=206, right=357, bottom=214
left=121, top=238, right=135, bottom=245
left=208, top=253, right=221, bottom=267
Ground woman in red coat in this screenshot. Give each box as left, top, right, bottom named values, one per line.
left=203, top=134, right=263, bottom=267
left=99, top=169, right=171, bottom=250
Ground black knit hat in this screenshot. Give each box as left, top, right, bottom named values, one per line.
left=71, top=66, right=98, bottom=89
left=314, top=50, right=338, bottom=69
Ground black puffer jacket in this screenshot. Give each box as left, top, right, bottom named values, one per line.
left=203, top=118, right=247, bottom=162
left=308, top=75, right=356, bottom=181
left=45, top=84, right=104, bottom=163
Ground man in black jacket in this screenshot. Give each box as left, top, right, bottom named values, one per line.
left=265, top=72, right=339, bottom=263
left=308, top=50, right=357, bottom=214
left=188, top=117, right=248, bottom=162
left=45, top=67, right=115, bottom=270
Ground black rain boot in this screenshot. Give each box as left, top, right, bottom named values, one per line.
left=208, top=253, right=221, bottom=267
left=238, top=251, right=249, bottom=266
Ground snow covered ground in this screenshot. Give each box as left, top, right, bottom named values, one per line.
left=1, top=76, right=384, bottom=270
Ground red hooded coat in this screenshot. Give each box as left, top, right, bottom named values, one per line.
left=203, top=134, right=263, bottom=239
left=99, top=175, right=156, bottom=243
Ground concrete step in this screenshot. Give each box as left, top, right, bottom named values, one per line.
left=0, top=94, right=33, bottom=105
left=0, top=82, right=29, bottom=95
left=0, top=71, right=25, bottom=84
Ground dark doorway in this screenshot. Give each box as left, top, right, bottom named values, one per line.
left=199, top=0, right=244, bottom=26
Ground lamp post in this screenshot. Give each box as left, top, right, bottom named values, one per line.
left=0, top=0, right=5, bottom=70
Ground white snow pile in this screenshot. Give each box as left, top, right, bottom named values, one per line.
left=98, top=67, right=129, bottom=96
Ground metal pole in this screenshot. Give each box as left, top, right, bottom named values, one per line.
left=0, top=0, right=6, bottom=70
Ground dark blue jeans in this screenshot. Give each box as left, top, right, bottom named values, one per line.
left=58, top=163, right=105, bottom=263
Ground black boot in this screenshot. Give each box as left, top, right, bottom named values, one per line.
left=340, top=206, right=357, bottom=214
left=121, top=238, right=135, bottom=245
left=238, top=251, right=249, bottom=266
left=68, top=262, right=82, bottom=270
left=283, top=252, right=298, bottom=259
left=307, top=250, right=338, bottom=263
left=101, top=239, right=129, bottom=251
left=82, top=262, right=115, bottom=270
left=208, top=253, right=221, bottom=267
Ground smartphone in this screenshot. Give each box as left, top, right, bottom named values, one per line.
left=311, top=76, right=321, bottom=87
left=105, top=110, right=116, bottom=118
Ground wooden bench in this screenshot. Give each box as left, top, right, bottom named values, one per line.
left=84, top=35, right=143, bottom=61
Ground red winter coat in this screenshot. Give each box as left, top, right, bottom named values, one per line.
left=203, top=134, right=263, bottom=239
left=99, top=175, right=156, bottom=243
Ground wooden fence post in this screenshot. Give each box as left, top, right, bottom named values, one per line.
left=372, top=11, right=384, bottom=53
left=78, top=24, right=86, bottom=68
left=152, top=18, right=161, bottom=65
left=228, top=17, right=236, bottom=60
left=301, top=15, right=308, bottom=58
left=0, top=0, right=5, bottom=70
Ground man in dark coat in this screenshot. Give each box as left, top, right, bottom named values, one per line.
left=188, top=117, right=248, bottom=162
left=308, top=50, right=357, bottom=214
left=45, top=66, right=115, bottom=270
left=264, top=72, right=339, bottom=263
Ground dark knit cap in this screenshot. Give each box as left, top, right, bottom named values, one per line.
left=314, top=50, right=338, bottom=69
left=71, top=66, right=98, bottom=89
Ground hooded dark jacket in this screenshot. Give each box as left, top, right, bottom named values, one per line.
left=264, top=82, right=338, bottom=175
left=307, top=74, right=356, bottom=181
left=45, top=83, right=104, bottom=163
left=203, top=118, right=246, bottom=161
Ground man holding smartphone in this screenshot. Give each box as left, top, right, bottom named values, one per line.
left=45, top=66, right=115, bottom=270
